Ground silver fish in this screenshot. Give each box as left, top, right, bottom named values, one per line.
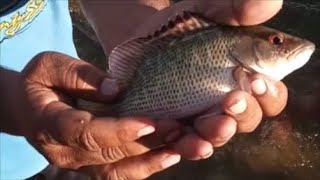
left=106, top=12, right=315, bottom=120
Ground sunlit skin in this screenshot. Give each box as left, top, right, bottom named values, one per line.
left=1, top=0, right=287, bottom=179
left=81, top=0, right=286, bottom=158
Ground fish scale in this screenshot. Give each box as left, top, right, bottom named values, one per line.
left=115, top=28, right=239, bottom=119
left=103, top=12, right=315, bottom=120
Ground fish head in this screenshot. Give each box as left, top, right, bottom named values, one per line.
left=231, top=26, right=316, bottom=81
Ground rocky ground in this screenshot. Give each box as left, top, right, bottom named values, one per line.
left=68, top=1, right=320, bottom=180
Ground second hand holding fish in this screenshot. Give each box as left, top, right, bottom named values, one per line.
left=81, top=0, right=290, bottom=160
left=141, top=0, right=288, bottom=160
left=108, top=11, right=314, bottom=160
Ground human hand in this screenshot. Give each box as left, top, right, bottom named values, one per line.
left=80, top=0, right=288, bottom=161
left=148, top=0, right=288, bottom=160
left=22, top=52, right=182, bottom=179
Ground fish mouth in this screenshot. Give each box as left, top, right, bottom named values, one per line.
left=287, top=42, right=316, bottom=61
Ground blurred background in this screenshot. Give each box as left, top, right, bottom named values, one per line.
left=68, top=1, right=320, bottom=180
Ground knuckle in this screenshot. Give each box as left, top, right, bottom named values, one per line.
left=64, top=60, right=79, bottom=86
left=23, top=52, right=51, bottom=77
left=105, top=167, right=126, bottom=180
left=79, top=127, right=100, bottom=151
left=32, top=51, right=57, bottom=68
left=101, top=147, right=126, bottom=163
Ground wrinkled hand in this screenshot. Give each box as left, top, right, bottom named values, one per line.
left=81, top=0, right=288, bottom=161
left=157, top=0, right=288, bottom=160
left=22, top=52, right=182, bottom=179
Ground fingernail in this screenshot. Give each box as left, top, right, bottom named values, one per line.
left=251, top=78, right=267, bottom=95
left=229, top=97, right=247, bottom=114
left=200, top=147, right=214, bottom=159
left=137, top=126, right=155, bottom=137
left=214, top=133, right=235, bottom=147
left=165, top=129, right=181, bottom=143
left=161, top=154, right=181, bottom=168
left=222, top=125, right=236, bottom=140
left=100, top=78, right=118, bottom=96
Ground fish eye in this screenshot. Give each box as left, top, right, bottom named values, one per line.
left=269, top=34, right=284, bottom=45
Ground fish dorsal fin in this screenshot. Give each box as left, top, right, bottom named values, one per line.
left=108, top=11, right=213, bottom=87
left=149, top=11, right=213, bottom=39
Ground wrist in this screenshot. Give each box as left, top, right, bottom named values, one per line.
left=0, top=67, right=31, bottom=136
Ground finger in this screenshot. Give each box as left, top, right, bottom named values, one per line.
left=42, top=142, right=151, bottom=168
left=78, top=119, right=181, bottom=165
left=135, top=0, right=282, bottom=38
left=88, top=119, right=182, bottom=165
left=66, top=119, right=180, bottom=166
left=138, top=119, right=182, bottom=148
left=23, top=51, right=119, bottom=103
left=194, top=115, right=237, bottom=147
left=223, top=90, right=263, bottom=133
left=173, top=132, right=213, bottom=160
left=41, top=101, right=156, bottom=148
left=195, top=0, right=283, bottom=25
left=39, top=142, right=161, bottom=171
left=250, top=74, right=288, bottom=117
left=82, top=149, right=181, bottom=180
left=40, top=140, right=162, bottom=169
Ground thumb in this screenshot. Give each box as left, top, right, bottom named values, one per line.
left=195, top=0, right=283, bottom=26
left=23, top=51, right=119, bottom=102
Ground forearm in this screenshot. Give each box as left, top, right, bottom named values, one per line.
left=0, top=67, right=31, bottom=136
left=79, top=0, right=282, bottom=55
left=79, top=0, right=172, bottom=54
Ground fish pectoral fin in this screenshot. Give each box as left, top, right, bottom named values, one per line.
left=108, top=37, right=151, bottom=87
left=233, top=66, right=252, bottom=93
left=196, top=105, right=223, bottom=120
left=108, top=35, right=173, bottom=88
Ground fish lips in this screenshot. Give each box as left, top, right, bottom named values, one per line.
left=287, top=42, right=316, bottom=66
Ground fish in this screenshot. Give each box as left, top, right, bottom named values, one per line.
left=85, top=12, right=316, bottom=120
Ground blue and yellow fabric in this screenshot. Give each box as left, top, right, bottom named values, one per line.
left=0, top=0, right=78, bottom=179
